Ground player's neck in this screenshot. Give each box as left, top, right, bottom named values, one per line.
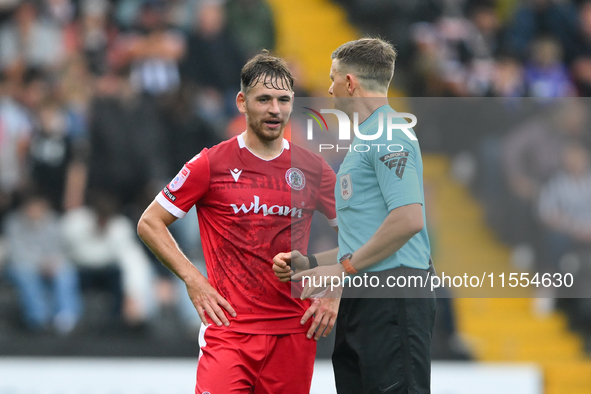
left=242, top=131, right=285, bottom=160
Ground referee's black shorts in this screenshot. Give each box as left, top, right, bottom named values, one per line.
left=332, top=267, right=436, bottom=394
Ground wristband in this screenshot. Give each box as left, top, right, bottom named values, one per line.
left=305, top=254, right=318, bottom=269
left=339, top=253, right=358, bottom=275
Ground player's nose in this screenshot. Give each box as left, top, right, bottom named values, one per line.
left=269, top=99, right=280, bottom=114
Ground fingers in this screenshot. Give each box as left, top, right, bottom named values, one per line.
left=201, top=297, right=235, bottom=327
left=304, top=299, right=321, bottom=339
left=273, top=262, right=293, bottom=282
left=273, top=252, right=294, bottom=282
left=301, top=298, right=319, bottom=326
left=203, top=303, right=226, bottom=327
left=196, top=306, right=208, bottom=326
left=191, top=291, right=236, bottom=327
left=272, top=264, right=292, bottom=282
left=303, top=299, right=337, bottom=340
left=321, top=312, right=336, bottom=338
left=273, top=252, right=292, bottom=268
left=217, top=295, right=237, bottom=318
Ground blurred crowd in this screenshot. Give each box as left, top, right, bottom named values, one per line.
left=336, top=0, right=591, bottom=346
left=0, top=0, right=275, bottom=337
left=2, top=0, right=591, bottom=357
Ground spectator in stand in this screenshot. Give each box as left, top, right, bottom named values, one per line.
left=17, top=68, right=50, bottom=114
left=62, top=191, right=155, bottom=328
left=504, top=0, right=578, bottom=62
left=29, top=99, right=79, bottom=212
left=64, top=0, right=120, bottom=77
left=0, top=0, right=66, bottom=81
left=408, top=22, right=446, bottom=96
left=158, top=84, right=220, bottom=173
left=54, top=56, right=93, bottom=211
left=570, top=0, right=591, bottom=96
left=181, top=2, right=245, bottom=121
left=501, top=99, right=588, bottom=248
left=116, top=0, right=185, bottom=96
left=4, top=193, right=81, bottom=334
left=45, top=0, right=75, bottom=27
left=0, top=72, right=32, bottom=222
left=463, top=2, right=502, bottom=95
left=408, top=3, right=501, bottom=97
left=524, top=36, right=575, bottom=99
left=538, top=143, right=591, bottom=272
left=86, top=68, right=169, bottom=217
left=535, top=143, right=591, bottom=314
left=225, top=0, right=276, bottom=58
left=487, top=55, right=527, bottom=98
left=166, top=0, right=202, bottom=33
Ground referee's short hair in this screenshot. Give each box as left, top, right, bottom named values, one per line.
left=240, top=50, right=294, bottom=94
left=332, top=37, right=397, bottom=93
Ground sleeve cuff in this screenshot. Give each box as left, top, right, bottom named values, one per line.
left=155, top=193, right=187, bottom=218
left=386, top=197, right=423, bottom=212
left=327, top=217, right=338, bottom=227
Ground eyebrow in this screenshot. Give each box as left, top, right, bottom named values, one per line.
left=254, top=93, right=292, bottom=100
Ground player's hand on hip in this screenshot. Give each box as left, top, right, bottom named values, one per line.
left=185, top=274, right=236, bottom=327
left=301, top=288, right=342, bottom=340
left=272, top=250, right=308, bottom=282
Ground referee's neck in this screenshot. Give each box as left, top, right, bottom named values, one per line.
left=349, top=95, right=389, bottom=125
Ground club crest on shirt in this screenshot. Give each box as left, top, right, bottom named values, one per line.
left=169, top=166, right=190, bottom=191
left=285, top=168, right=305, bottom=190
left=340, top=173, right=353, bottom=200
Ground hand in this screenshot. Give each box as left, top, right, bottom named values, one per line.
left=185, top=273, right=237, bottom=327
left=292, top=264, right=347, bottom=300
left=301, top=288, right=342, bottom=340
left=272, top=250, right=309, bottom=282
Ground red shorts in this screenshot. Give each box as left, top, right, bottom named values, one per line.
left=195, top=324, right=316, bottom=394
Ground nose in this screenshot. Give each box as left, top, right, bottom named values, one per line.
left=328, top=83, right=334, bottom=96
left=269, top=98, right=280, bottom=114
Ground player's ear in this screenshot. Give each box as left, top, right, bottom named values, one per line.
left=236, top=91, right=247, bottom=114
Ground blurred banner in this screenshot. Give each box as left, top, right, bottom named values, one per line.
left=0, top=358, right=542, bottom=394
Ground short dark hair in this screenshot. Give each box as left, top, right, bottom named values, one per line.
left=331, top=38, right=397, bottom=92
left=240, top=50, right=294, bottom=94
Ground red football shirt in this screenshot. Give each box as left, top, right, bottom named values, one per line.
left=156, top=134, right=337, bottom=334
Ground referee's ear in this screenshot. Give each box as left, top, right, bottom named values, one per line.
left=345, top=73, right=362, bottom=96
left=236, top=91, right=247, bottom=114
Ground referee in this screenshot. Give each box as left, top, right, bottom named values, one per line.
left=290, top=38, right=436, bottom=394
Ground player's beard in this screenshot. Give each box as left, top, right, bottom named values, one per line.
left=248, top=117, right=287, bottom=142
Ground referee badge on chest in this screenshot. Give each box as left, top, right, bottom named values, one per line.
left=340, top=173, right=353, bottom=200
